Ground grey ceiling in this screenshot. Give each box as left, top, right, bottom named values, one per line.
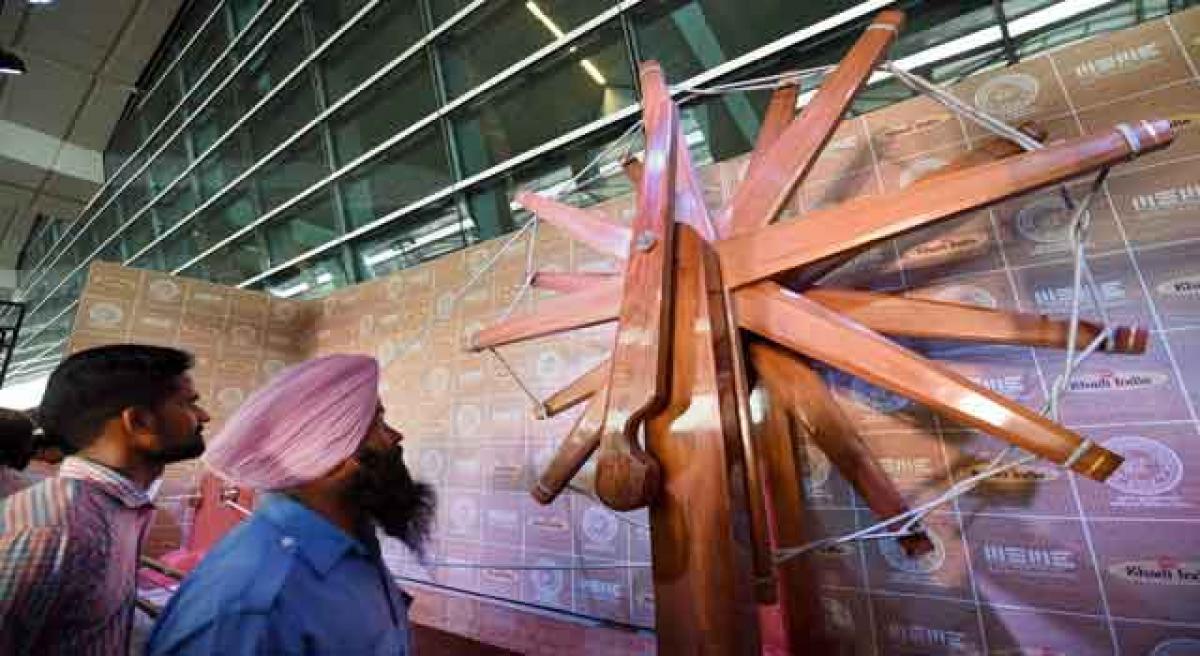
left=0, top=0, right=182, bottom=288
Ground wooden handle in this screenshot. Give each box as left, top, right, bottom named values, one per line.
left=719, top=120, right=1176, bottom=288
left=809, top=288, right=1147, bottom=353
left=736, top=282, right=1124, bottom=481
left=516, top=190, right=631, bottom=259
left=469, top=278, right=622, bottom=351
left=723, top=10, right=905, bottom=238
left=594, top=62, right=677, bottom=511
left=543, top=359, right=608, bottom=417
left=532, top=395, right=606, bottom=504
left=750, top=342, right=933, bottom=556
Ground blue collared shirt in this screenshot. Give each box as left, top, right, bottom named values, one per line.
left=146, top=494, right=411, bottom=655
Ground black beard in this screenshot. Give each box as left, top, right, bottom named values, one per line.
left=150, top=428, right=206, bottom=464
left=349, top=444, right=436, bottom=558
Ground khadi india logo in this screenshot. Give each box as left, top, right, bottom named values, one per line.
left=925, top=284, right=999, bottom=309
left=899, top=232, right=990, bottom=268
left=1067, top=369, right=1170, bottom=393
left=982, top=542, right=1079, bottom=579
left=1156, top=274, right=1200, bottom=299
left=973, top=73, right=1039, bottom=120
left=581, top=506, right=620, bottom=546
left=1015, top=196, right=1087, bottom=245
left=886, top=623, right=968, bottom=651
left=1073, top=42, right=1165, bottom=82
left=1108, top=556, right=1200, bottom=585
left=1033, top=280, right=1126, bottom=310
left=1103, top=436, right=1184, bottom=496
left=1130, top=183, right=1200, bottom=215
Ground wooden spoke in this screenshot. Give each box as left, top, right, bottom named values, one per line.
left=808, top=288, right=1149, bottom=353
left=723, top=10, right=905, bottom=237
left=736, top=281, right=1125, bottom=482
left=673, top=115, right=719, bottom=242
left=516, top=190, right=631, bottom=259
left=750, top=341, right=934, bottom=556
left=719, top=121, right=1175, bottom=288
left=469, top=278, right=622, bottom=351
left=530, top=270, right=621, bottom=294
left=543, top=359, right=609, bottom=417
left=744, top=84, right=801, bottom=179
left=594, top=62, right=678, bottom=511
left=532, top=395, right=607, bottom=504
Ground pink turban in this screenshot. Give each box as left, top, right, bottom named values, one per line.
left=203, top=354, right=380, bottom=490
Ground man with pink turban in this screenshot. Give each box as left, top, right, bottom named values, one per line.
left=146, top=355, right=435, bottom=655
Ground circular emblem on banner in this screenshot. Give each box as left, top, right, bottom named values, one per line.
left=803, top=443, right=831, bottom=490
left=230, top=325, right=257, bottom=347
left=262, top=359, right=286, bottom=378
left=147, top=279, right=181, bottom=302
left=582, top=506, right=621, bottom=545
left=217, top=387, right=245, bottom=409
left=449, top=496, right=478, bottom=532
left=418, top=450, right=446, bottom=479
left=926, top=284, right=999, bottom=309
left=822, top=597, right=855, bottom=633
left=1104, top=436, right=1183, bottom=496
left=536, top=351, right=564, bottom=380
left=898, top=156, right=948, bottom=189
left=851, top=377, right=911, bottom=414
left=974, top=73, right=1039, bottom=119
left=87, top=302, right=125, bottom=328
left=530, top=562, right=565, bottom=601
left=272, top=302, right=297, bottom=322
left=1152, top=638, right=1200, bottom=655
left=423, top=366, right=451, bottom=394
left=454, top=404, right=482, bottom=434
left=880, top=530, right=946, bottom=574
left=1015, top=196, right=1081, bottom=244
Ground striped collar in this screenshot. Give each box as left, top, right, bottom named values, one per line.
left=58, top=456, right=154, bottom=509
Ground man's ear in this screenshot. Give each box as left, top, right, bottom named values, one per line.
left=119, top=406, right=158, bottom=438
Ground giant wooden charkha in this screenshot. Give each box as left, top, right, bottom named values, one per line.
left=468, top=9, right=1174, bottom=653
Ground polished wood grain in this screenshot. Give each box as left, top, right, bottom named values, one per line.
left=516, top=190, right=631, bottom=259
left=809, top=288, right=1148, bottom=353
left=736, top=281, right=1125, bottom=481
left=529, top=270, right=619, bottom=294
left=542, top=359, right=608, bottom=417
left=752, top=366, right=841, bottom=652
left=743, top=84, right=800, bottom=180
left=750, top=341, right=933, bottom=556
left=645, top=226, right=761, bottom=653
left=673, top=114, right=719, bottom=242
left=720, top=121, right=1175, bottom=288
left=531, top=394, right=607, bottom=504
left=469, top=278, right=622, bottom=350
left=594, top=62, right=677, bottom=511
left=723, top=10, right=905, bottom=238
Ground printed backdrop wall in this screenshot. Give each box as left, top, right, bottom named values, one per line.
left=66, top=9, right=1200, bottom=654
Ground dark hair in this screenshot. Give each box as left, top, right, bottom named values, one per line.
left=39, top=345, right=195, bottom=451
left=0, top=408, right=34, bottom=469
